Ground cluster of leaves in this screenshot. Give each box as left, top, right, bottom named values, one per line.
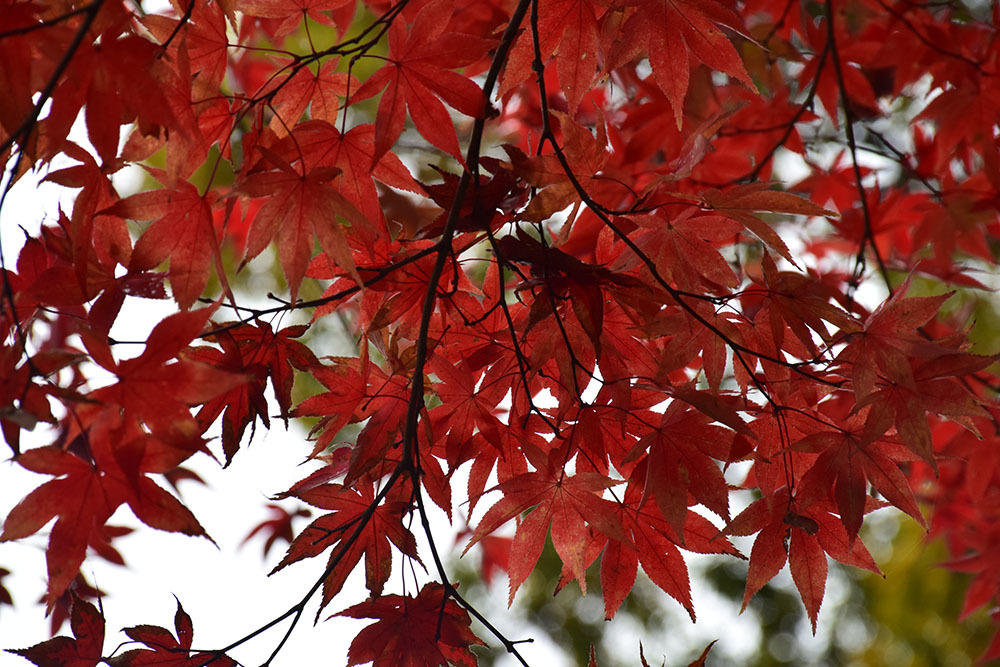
left=2, top=0, right=1000, bottom=664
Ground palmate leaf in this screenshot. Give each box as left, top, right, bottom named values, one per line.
left=239, top=0, right=354, bottom=39
left=265, top=59, right=356, bottom=133
left=191, top=321, right=319, bottom=462
left=107, top=174, right=221, bottom=310
left=607, top=0, right=754, bottom=127
left=623, top=401, right=734, bottom=539
left=8, top=594, right=104, bottom=667
left=1, top=448, right=122, bottom=608
left=273, top=481, right=419, bottom=606
left=281, top=121, right=420, bottom=230
left=338, top=583, right=484, bottom=667
left=795, top=427, right=924, bottom=543
left=602, top=481, right=742, bottom=621
left=109, top=598, right=237, bottom=667
left=238, top=148, right=373, bottom=302
left=500, top=0, right=603, bottom=114
left=352, top=0, right=492, bottom=164
left=467, top=443, right=627, bottom=603
left=726, top=488, right=882, bottom=633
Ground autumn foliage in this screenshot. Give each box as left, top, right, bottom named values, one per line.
left=2, top=0, right=1000, bottom=664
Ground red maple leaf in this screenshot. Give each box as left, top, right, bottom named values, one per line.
left=191, top=320, right=319, bottom=462
left=726, top=488, right=881, bottom=632
left=266, top=59, right=355, bottom=132
left=836, top=275, right=954, bottom=404
left=238, top=148, right=372, bottom=302
left=282, top=120, right=419, bottom=230
left=623, top=401, right=734, bottom=539
left=793, top=413, right=925, bottom=543
left=107, top=171, right=223, bottom=309
left=607, top=0, right=754, bottom=127
left=108, top=598, right=237, bottom=667
left=273, top=481, right=419, bottom=606
left=352, top=0, right=492, bottom=164
left=601, top=480, right=742, bottom=620
left=428, top=354, right=507, bottom=463
left=1, top=447, right=123, bottom=606
left=241, top=503, right=312, bottom=558
left=337, top=583, right=485, bottom=667
left=500, top=0, right=603, bottom=114
left=7, top=593, right=104, bottom=667
left=82, top=306, right=242, bottom=438
left=239, top=0, right=353, bottom=39
left=467, top=443, right=627, bottom=603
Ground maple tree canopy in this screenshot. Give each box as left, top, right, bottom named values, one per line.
left=2, top=0, right=1000, bottom=664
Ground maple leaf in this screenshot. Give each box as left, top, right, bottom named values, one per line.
left=428, top=354, right=507, bottom=464
left=240, top=0, right=353, bottom=39
left=283, top=120, right=420, bottom=230
left=607, top=0, right=754, bottom=127
left=500, top=0, right=602, bottom=114
left=1, top=310, right=233, bottom=603
left=853, top=350, right=993, bottom=470
left=7, top=593, right=104, bottom=667
left=273, top=481, right=419, bottom=606
left=42, top=141, right=128, bottom=287
left=351, top=0, right=492, bottom=164
left=836, top=275, right=954, bottom=403
left=267, top=59, right=355, bottom=132
left=0, top=342, right=81, bottom=456
left=337, top=583, right=485, bottom=667
left=628, top=210, right=741, bottom=292
left=746, top=253, right=861, bottom=358
left=238, top=148, right=372, bottom=302
left=141, top=0, right=229, bottom=91
left=293, top=351, right=412, bottom=479
left=796, top=17, right=879, bottom=130
left=108, top=598, right=237, bottom=667
left=504, top=114, right=617, bottom=221
left=191, top=321, right=318, bottom=463
left=726, top=488, right=881, bottom=632
left=292, top=358, right=368, bottom=452
left=623, top=401, right=734, bottom=539
left=242, top=504, right=312, bottom=558
left=697, top=183, right=838, bottom=267
left=223, top=322, right=320, bottom=420
left=793, top=414, right=925, bottom=543
left=83, top=305, right=243, bottom=438
left=467, top=443, right=626, bottom=603
left=602, top=480, right=741, bottom=620
left=43, top=19, right=178, bottom=167
left=43, top=574, right=107, bottom=637
left=944, top=523, right=1000, bottom=626
left=188, top=328, right=269, bottom=466
left=106, top=171, right=223, bottom=309
left=1, top=447, right=123, bottom=607
left=419, top=157, right=528, bottom=238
